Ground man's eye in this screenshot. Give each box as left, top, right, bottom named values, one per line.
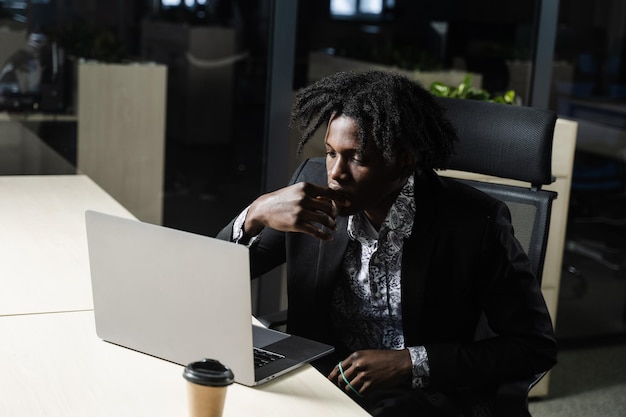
left=326, top=151, right=336, bottom=158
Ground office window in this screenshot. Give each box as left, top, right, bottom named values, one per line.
left=359, top=0, right=383, bottom=14
left=305, top=1, right=536, bottom=99
left=550, top=0, right=626, bottom=341
left=0, top=0, right=29, bottom=22
left=330, top=0, right=357, bottom=16
left=330, top=0, right=394, bottom=19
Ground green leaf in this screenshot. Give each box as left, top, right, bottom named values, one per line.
left=429, top=82, right=451, bottom=97
left=429, top=75, right=517, bottom=105
left=503, top=90, right=516, bottom=103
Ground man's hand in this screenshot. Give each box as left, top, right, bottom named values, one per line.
left=244, top=182, right=350, bottom=240
left=328, top=349, right=413, bottom=396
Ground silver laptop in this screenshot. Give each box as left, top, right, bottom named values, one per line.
left=85, top=210, right=334, bottom=386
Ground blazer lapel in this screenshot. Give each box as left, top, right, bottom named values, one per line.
left=401, top=172, right=438, bottom=345
left=315, top=216, right=349, bottom=297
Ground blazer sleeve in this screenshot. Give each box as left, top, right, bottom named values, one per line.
left=216, top=209, right=287, bottom=279
left=423, top=199, right=557, bottom=390
left=215, top=158, right=328, bottom=279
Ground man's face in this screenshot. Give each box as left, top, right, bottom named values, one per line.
left=325, top=115, right=408, bottom=226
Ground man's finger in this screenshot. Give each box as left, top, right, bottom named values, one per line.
left=304, top=183, right=351, bottom=207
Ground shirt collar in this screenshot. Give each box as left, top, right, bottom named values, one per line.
left=347, top=175, right=416, bottom=242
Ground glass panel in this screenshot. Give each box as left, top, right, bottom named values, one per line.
left=0, top=1, right=78, bottom=175
left=550, top=0, right=626, bottom=341
left=0, top=1, right=271, bottom=238
left=294, top=0, right=538, bottom=170
left=140, top=2, right=271, bottom=235
left=298, top=0, right=537, bottom=103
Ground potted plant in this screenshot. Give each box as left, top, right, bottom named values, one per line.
left=429, top=75, right=517, bottom=104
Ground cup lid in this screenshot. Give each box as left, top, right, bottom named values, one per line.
left=183, top=359, right=234, bottom=387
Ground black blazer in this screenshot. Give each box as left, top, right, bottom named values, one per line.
left=218, top=158, right=557, bottom=393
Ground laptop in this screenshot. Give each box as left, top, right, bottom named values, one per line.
left=85, top=210, right=334, bottom=386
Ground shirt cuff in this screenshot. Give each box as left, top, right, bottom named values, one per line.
left=232, top=206, right=260, bottom=246
left=407, top=346, right=430, bottom=388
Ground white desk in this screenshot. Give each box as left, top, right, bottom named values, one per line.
left=0, top=121, right=75, bottom=175
left=0, top=175, right=369, bottom=417
left=0, top=311, right=367, bottom=417
left=0, top=175, right=134, bottom=316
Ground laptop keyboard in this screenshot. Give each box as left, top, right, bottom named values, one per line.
left=254, top=347, right=285, bottom=368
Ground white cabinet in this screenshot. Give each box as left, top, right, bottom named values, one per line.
left=77, top=62, right=167, bottom=225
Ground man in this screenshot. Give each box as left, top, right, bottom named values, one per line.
left=217, top=70, right=557, bottom=416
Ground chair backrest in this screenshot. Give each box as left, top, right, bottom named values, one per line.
left=436, top=97, right=558, bottom=284
left=439, top=97, right=556, bottom=188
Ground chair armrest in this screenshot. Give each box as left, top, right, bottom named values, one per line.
left=494, top=372, right=547, bottom=417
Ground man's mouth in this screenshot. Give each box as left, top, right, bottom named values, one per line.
left=328, top=186, right=352, bottom=207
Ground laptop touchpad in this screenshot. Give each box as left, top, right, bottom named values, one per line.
left=253, top=325, right=289, bottom=348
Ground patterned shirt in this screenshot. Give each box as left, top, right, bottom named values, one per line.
left=329, top=175, right=430, bottom=388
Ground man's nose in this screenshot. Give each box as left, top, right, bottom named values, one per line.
left=327, top=157, right=349, bottom=181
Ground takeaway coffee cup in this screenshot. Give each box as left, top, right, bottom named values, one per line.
left=183, top=359, right=235, bottom=417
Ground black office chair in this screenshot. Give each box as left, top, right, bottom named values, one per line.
left=438, top=96, right=558, bottom=417
left=439, top=97, right=558, bottom=283
left=260, top=97, right=558, bottom=417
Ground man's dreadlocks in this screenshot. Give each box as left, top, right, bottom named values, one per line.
left=290, top=69, right=458, bottom=172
